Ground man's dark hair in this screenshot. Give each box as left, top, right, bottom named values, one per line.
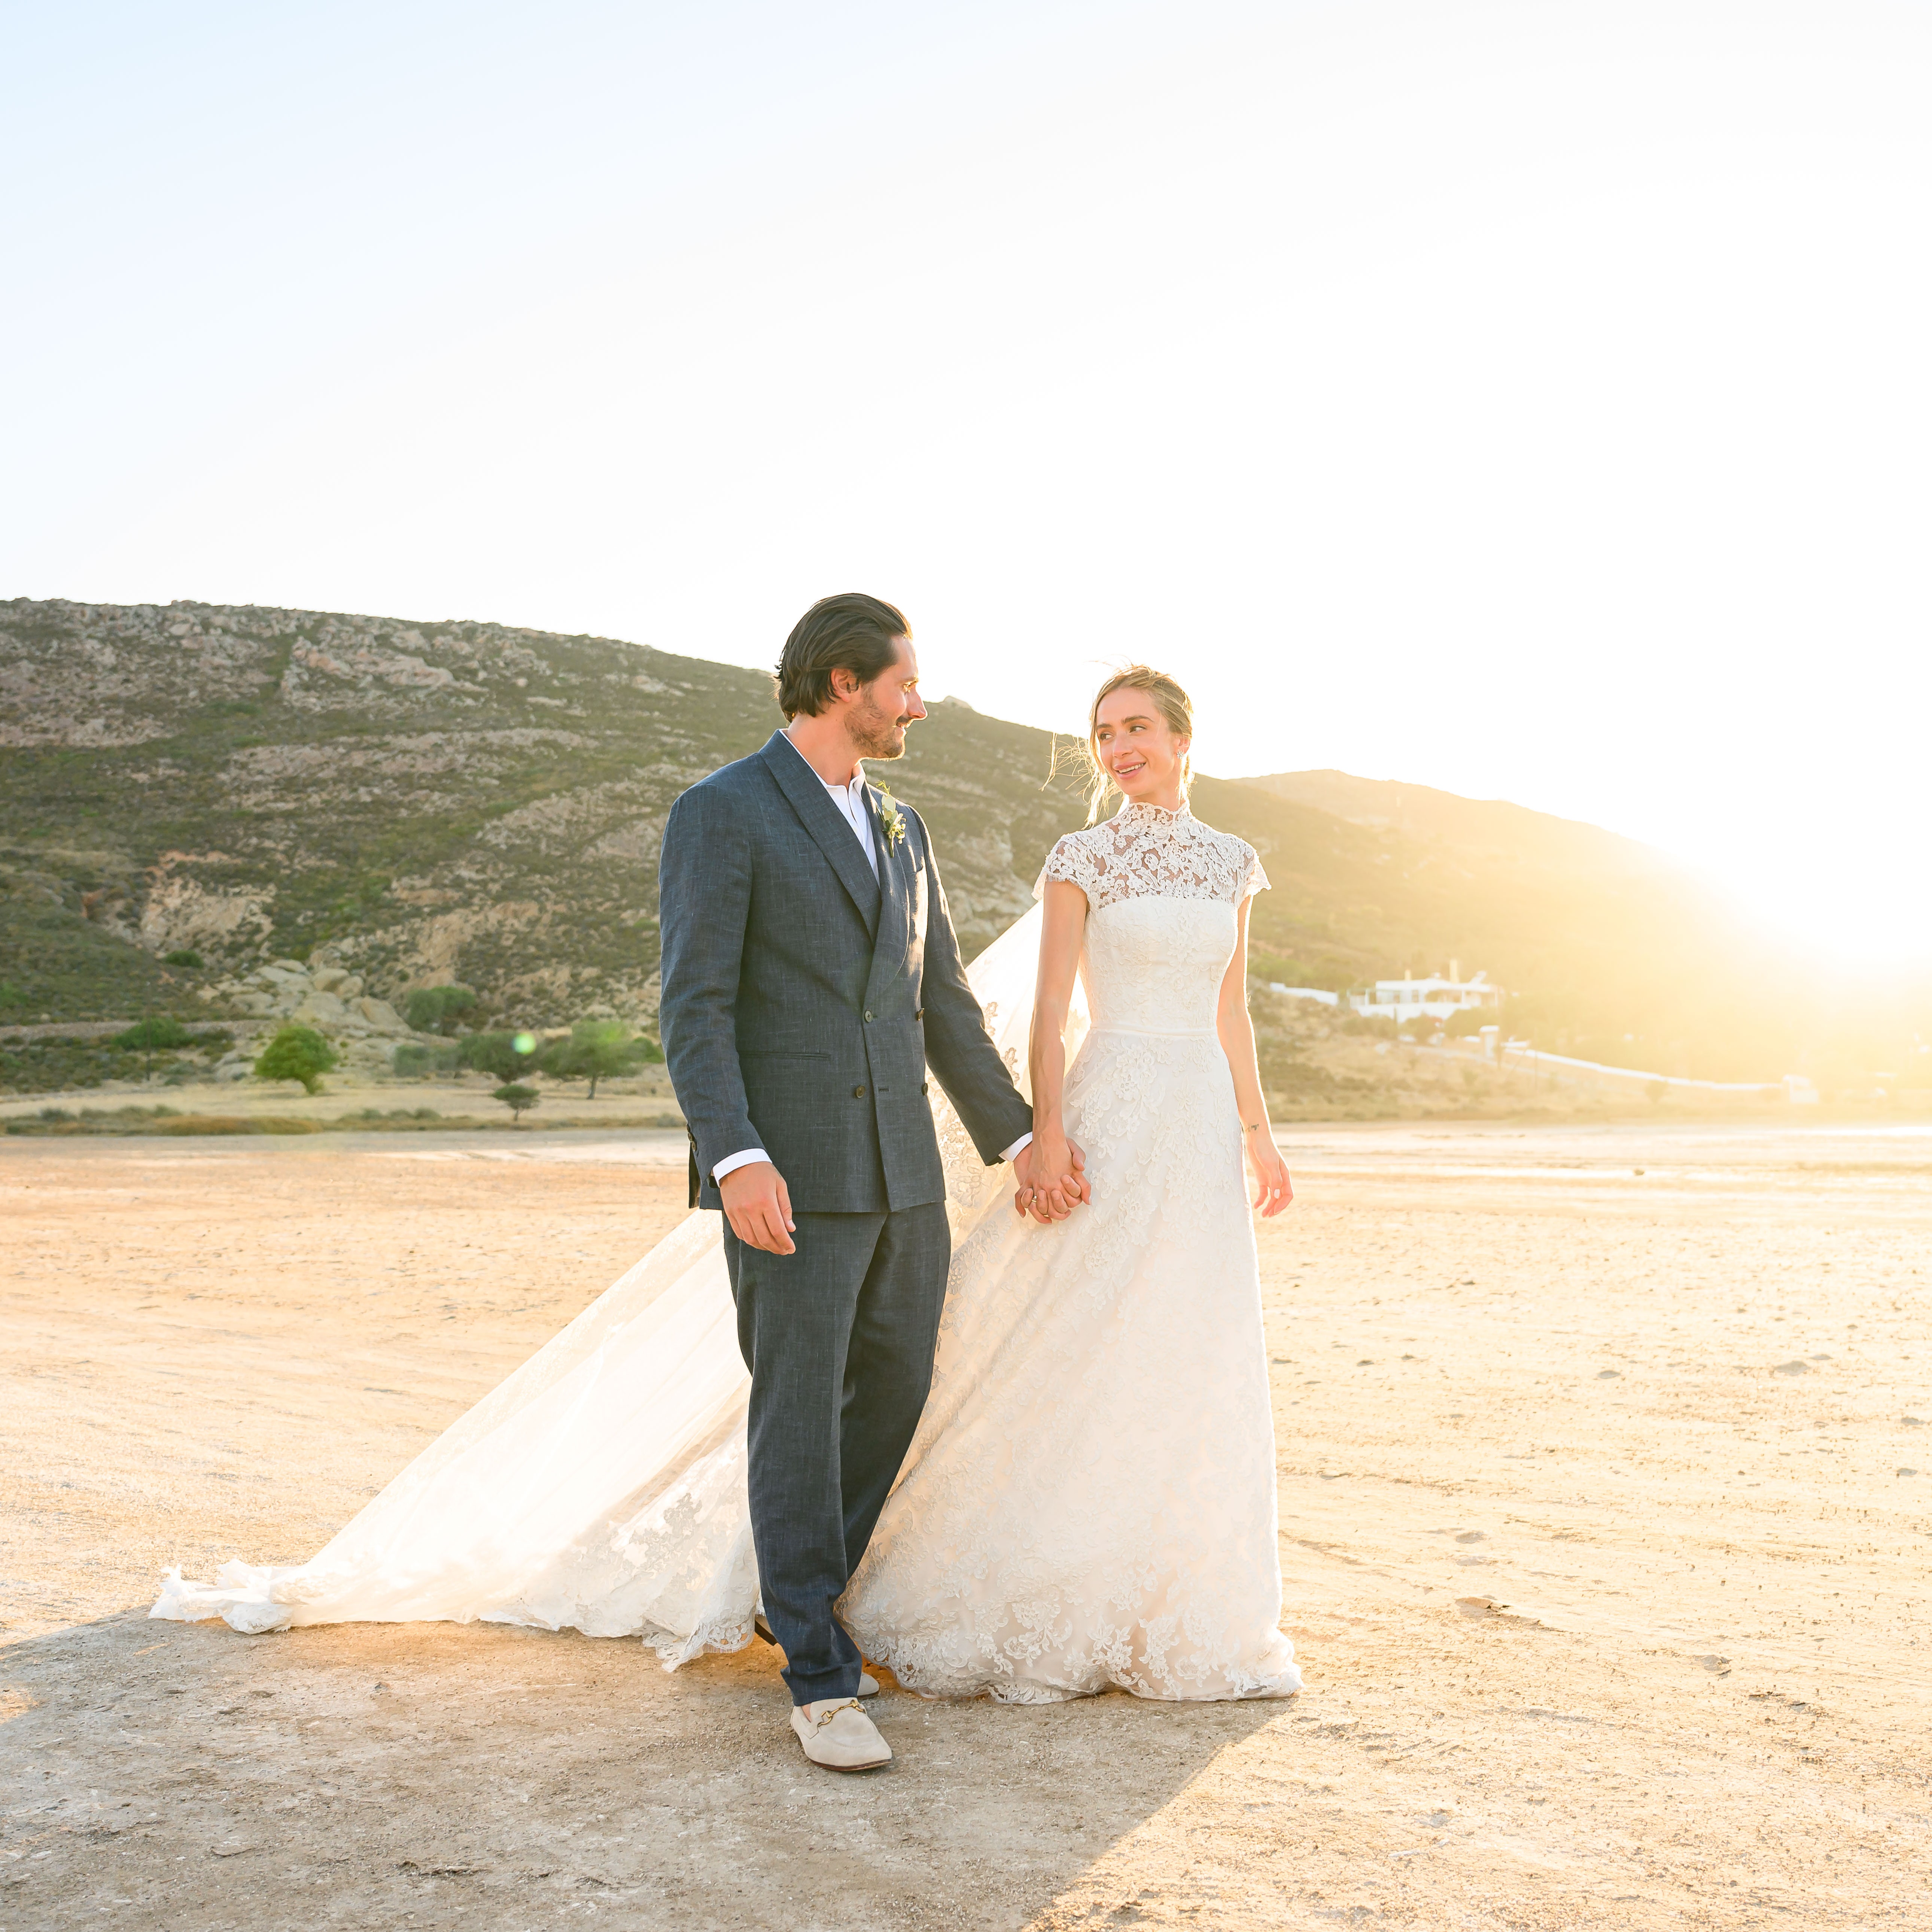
left=774, top=593, right=910, bottom=720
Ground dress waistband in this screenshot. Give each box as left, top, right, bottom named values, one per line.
left=1085, top=1024, right=1218, bottom=1039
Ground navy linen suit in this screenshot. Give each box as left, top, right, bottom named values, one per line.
left=658, top=730, right=1033, bottom=1704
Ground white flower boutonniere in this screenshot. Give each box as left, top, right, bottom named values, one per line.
left=875, top=788, right=907, bottom=851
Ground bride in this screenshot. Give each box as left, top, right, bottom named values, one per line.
left=156, top=665, right=1302, bottom=1711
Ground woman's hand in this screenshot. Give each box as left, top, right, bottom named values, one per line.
left=1245, top=1125, right=1293, bottom=1217
left=1014, top=1136, right=1090, bottom=1223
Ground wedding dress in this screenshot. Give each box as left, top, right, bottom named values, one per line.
left=154, top=800, right=1300, bottom=1704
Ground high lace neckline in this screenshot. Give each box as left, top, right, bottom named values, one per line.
left=1114, top=797, right=1192, bottom=825
left=1037, top=801, right=1267, bottom=912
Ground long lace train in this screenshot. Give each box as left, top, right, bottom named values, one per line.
left=151, top=907, right=1060, bottom=1665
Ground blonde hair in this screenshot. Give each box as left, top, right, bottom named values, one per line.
left=1070, top=665, right=1195, bottom=824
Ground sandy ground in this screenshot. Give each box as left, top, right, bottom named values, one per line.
left=2, top=1122, right=1929, bottom=1931
left=0, top=1069, right=683, bottom=1128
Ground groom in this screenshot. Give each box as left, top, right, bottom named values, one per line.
left=658, top=593, right=1053, bottom=1771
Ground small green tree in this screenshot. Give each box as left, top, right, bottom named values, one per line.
left=404, top=984, right=478, bottom=1035
left=539, top=1019, right=648, bottom=1098
left=254, top=1024, right=338, bottom=1095
left=493, top=1081, right=539, bottom=1124
left=457, top=1029, right=539, bottom=1081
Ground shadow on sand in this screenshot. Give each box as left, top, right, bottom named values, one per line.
left=1, top=1607, right=1289, bottom=1930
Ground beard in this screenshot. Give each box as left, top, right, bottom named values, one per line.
left=849, top=691, right=908, bottom=760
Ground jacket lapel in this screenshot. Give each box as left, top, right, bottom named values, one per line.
left=759, top=732, right=881, bottom=937
left=865, top=786, right=910, bottom=958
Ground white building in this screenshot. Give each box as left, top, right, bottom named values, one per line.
left=1348, top=966, right=1502, bottom=1025
left=1265, top=983, right=1339, bottom=1007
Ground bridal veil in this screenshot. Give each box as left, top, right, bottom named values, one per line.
left=152, top=904, right=1084, bottom=1662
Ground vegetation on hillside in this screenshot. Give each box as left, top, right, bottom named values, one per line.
left=3, top=596, right=1925, bottom=1097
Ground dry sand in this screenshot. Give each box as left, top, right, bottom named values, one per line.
left=2, top=1121, right=1928, bottom=1929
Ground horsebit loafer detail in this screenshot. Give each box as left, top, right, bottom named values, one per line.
left=791, top=1697, right=892, bottom=1770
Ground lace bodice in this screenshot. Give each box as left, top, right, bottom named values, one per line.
left=1035, top=801, right=1268, bottom=913
left=1031, top=802, right=1268, bottom=1036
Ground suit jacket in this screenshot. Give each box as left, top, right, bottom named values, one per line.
left=658, top=731, right=1035, bottom=1214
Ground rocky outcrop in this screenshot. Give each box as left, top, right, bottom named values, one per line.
left=210, top=959, right=410, bottom=1038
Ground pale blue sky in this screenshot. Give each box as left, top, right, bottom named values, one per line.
left=6, top=2, right=1930, bottom=961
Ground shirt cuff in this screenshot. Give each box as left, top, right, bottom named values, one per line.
left=711, top=1147, right=771, bottom=1183
left=998, top=1132, right=1033, bottom=1163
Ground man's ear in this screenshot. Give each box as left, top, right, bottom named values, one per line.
left=828, top=667, right=859, bottom=705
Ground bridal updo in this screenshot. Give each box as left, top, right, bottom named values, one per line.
left=1077, top=665, right=1195, bottom=824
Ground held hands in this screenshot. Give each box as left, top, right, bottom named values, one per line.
left=1245, top=1123, right=1294, bottom=1217
left=1013, top=1135, right=1091, bottom=1224
left=719, top=1160, right=796, bottom=1254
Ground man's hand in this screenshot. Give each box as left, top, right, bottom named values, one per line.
left=719, top=1160, right=796, bottom=1254
left=1013, top=1137, right=1091, bottom=1223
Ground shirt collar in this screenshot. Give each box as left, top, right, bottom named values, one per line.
left=780, top=728, right=865, bottom=799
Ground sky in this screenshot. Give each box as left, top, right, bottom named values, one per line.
left=6, top=0, right=1929, bottom=965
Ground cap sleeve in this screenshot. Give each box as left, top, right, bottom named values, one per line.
left=1238, top=841, right=1270, bottom=901
left=1034, top=831, right=1101, bottom=902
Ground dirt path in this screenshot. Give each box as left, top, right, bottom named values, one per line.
left=3, top=1124, right=1928, bottom=1928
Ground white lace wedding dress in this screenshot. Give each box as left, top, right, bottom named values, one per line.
left=154, top=800, right=1300, bottom=1704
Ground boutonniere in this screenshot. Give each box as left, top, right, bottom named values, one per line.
left=875, top=787, right=907, bottom=850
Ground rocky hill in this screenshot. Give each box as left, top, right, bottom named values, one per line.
left=2, top=597, right=1920, bottom=1095
left=0, top=598, right=1088, bottom=1037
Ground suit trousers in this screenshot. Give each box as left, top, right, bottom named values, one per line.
left=721, top=1203, right=952, bottom=1706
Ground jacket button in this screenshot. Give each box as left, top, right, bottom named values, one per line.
left=852, top=1084, right=867, bottom=1098
left=921, top=1081, right=929, bottom=1095
left=863, top=1009, right=874, bottom=1022
left=915, top=1008, right=925, bottom=1019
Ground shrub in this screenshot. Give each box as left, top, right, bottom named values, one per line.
left=393, top=1041, right=460, bottom=1078
left=254, top=1024, right=339, bottom=1095
left=113, top=1016, right=194, bottom=1050
left=458, top=1030, right=539, bottom=1081
left=493, top=1081, right=540, bottom=1123
left=1339, top=1010, right=1397, bottom=1038
left=163, top=948, right=204, bottom=968
left=539, top=1019, right=654, bottom=1098
left=405, top=984, right=478, bottom=1034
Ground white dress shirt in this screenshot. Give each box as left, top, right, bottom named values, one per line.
left=710, top=733, right=1029, bottom=1186
left=817, top=761, right=877, bottom=876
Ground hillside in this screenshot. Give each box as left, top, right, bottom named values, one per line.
left=1232, top=766, right=1767, bottom=1073
left=0, top=598, right=1087, bottom=1031
left=1, top=597, right=1921, bottom=1096
left=1237, top=769, right=1672, bottom=879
